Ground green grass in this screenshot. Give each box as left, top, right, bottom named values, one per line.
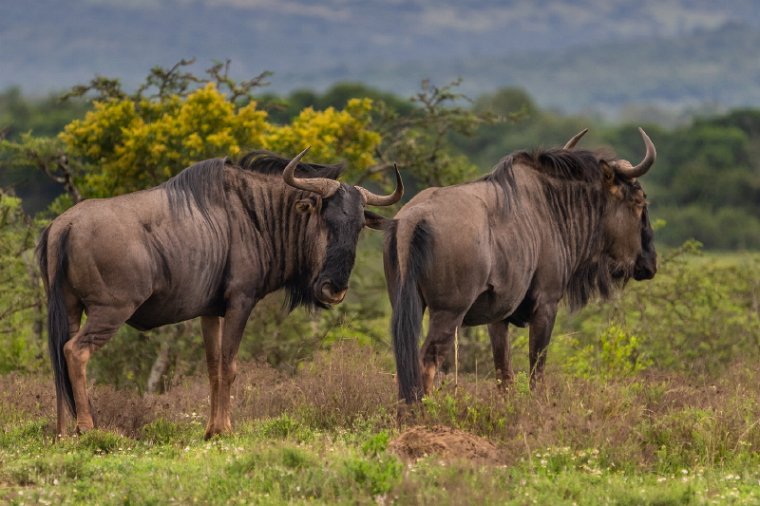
left=2, top=418, right=759, bottom=505
left=2, top=344, right=760, bottom=505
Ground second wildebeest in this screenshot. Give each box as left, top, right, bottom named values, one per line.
left=385, top=129, right=657, bottom=403
left=38, top=148, right=403, bottom=438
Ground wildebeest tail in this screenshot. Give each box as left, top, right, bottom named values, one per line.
left=388, top=219, right=432, bottom=404
left=37, top=226, right=76, bottom=417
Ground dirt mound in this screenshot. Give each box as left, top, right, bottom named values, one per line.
left=389, top=425, right=501, bottom=463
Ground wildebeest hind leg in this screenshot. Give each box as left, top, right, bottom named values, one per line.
left=63, top=305, right=133, bottom=434
left=488, top=320, right=514, bottom=389
left=57, top=300, right=83, bottom=437
left=201, top=316, right=223, bottom=439
left=420, top=310, right=464, bottom=395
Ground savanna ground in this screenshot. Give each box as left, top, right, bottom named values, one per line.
left=2, top=337, right=760, bottom=505
left=2, top=196, right=760, bottom=505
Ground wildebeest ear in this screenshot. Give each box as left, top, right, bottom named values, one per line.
left=295, top=198, right=316, bottom=214
left=602, top=163, right=616, bottom=184
left=600, top=163, right=625, bottom=199
left=363, top=210, right=388, bottom=230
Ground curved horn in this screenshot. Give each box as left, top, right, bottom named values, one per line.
left=282, top=147, right=341, bottom=198
left=356, top=164, right=404, bottom=207
left=563, top=128, right=588, bottom=149
left=612, top=127, right=657, bottom=178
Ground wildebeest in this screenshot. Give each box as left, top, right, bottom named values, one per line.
left=37, top=148, right=403, bottom=437
left=385, top=128, right=657, bottom=403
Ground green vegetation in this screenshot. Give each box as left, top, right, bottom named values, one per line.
left=1, top=64, right=759, bottom=504
left=4, top=68, right=760, bottom=247
left=2, top=341, right=760, bottom=504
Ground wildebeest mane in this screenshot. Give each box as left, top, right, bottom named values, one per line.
left=484, top=149, right=607, bottom=187
left=238, top=150, right=345, bottom=180
left=161, top=151, right=345, bottom=221
left=527, top=149, right=607, bottom=182
left=161, top=157, right=227, bottom=221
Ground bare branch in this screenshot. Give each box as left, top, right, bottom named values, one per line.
left=27, top=149, right=82, bottom=203
left=206, top=60, right=272, bottom=103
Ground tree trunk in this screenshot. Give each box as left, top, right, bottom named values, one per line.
left=146, top=339, right=171, bottom=394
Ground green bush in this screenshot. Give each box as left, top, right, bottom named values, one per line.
left=565, top=324, right=652, bottom=379
left=0, top=191, right=46, bottom=374
left=342, top=452, right=403, bottom=496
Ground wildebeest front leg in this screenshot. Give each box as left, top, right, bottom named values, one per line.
left=201, top=316, right=223, bottom=440
left=487, top=320, right=514, bottom=388
left=528, top=303, right=558, bottom=389
left=206, top=297, right=255, bottom=439
left=63, top=305, right=131, bottom=433
left=420, top=310, right=463, bottom=395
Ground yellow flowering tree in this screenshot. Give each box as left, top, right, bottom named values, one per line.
left=60, top=77, right=380, bottom=199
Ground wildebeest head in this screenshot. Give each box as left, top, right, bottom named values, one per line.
left=587, top=128, right=657, bottom=282
left=282, top=149, right=402, bottom=307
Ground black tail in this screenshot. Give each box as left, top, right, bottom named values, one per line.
left=37, top=226, right=76, bottom=417
left=388, top=220, right=433, bottom=404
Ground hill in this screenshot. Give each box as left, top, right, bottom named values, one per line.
left=2, top=1, right=760, bottom=115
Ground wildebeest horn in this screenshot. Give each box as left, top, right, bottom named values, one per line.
left=355, top=164, right=404, bottom=207
left=563, top=128, right=588, bottom=149
left=612, top=127, right=657, bottom=178
left=282, top=147, right=341, bottom=198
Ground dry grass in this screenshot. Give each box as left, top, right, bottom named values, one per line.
left=2, top=342, right=759, bottom=472
left=0, top=342, right=396, bottom=437
left=413, top=363, right=760, bottom=469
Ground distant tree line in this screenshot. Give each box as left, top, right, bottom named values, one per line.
left=3, top=80, right=758, bottom=249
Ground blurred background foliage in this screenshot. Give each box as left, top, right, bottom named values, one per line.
left=0, top=62, right=758, bottom=393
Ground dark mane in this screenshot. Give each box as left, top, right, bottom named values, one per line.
left=479, top=154, right=518, bottom=189
left=483, top=148, right=608, bottom=187
left=527, top=149, right=607, bottom=182
left=160, top=151, right=346, bottom=220
left=161, top=157, right=227, bottom=221
left=237, top=150, right=345, bottom=180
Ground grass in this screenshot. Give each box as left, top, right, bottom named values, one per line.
left=2, top=342, right=760, bottom=504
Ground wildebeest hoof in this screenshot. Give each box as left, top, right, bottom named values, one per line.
left=495, top=379, right=510, bottom=393
left=75, top=423, right=94, bottom=435
left=396, top=402, right=424, bottom=426
left=204, top=428, right=221, bottom=440
left=204, top=425, right=220, bottom=440
left=204, top=423, right=232, bottom=440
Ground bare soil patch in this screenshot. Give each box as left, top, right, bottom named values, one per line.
left=389, top=425, right=501, bottom=464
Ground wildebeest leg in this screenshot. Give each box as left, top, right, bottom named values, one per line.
left=201, top=316, right=223, bottom=439
left=528, top=303, right=558, bottom=389
left=420, top=310, right=464, bottom=395
left=57, top=300, right=83, bottom=437
left=488, top=320, right=514, bottom=388
left=207, top=298, right=255, bottom=439
left=63, top=305, right=132, bottom=433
